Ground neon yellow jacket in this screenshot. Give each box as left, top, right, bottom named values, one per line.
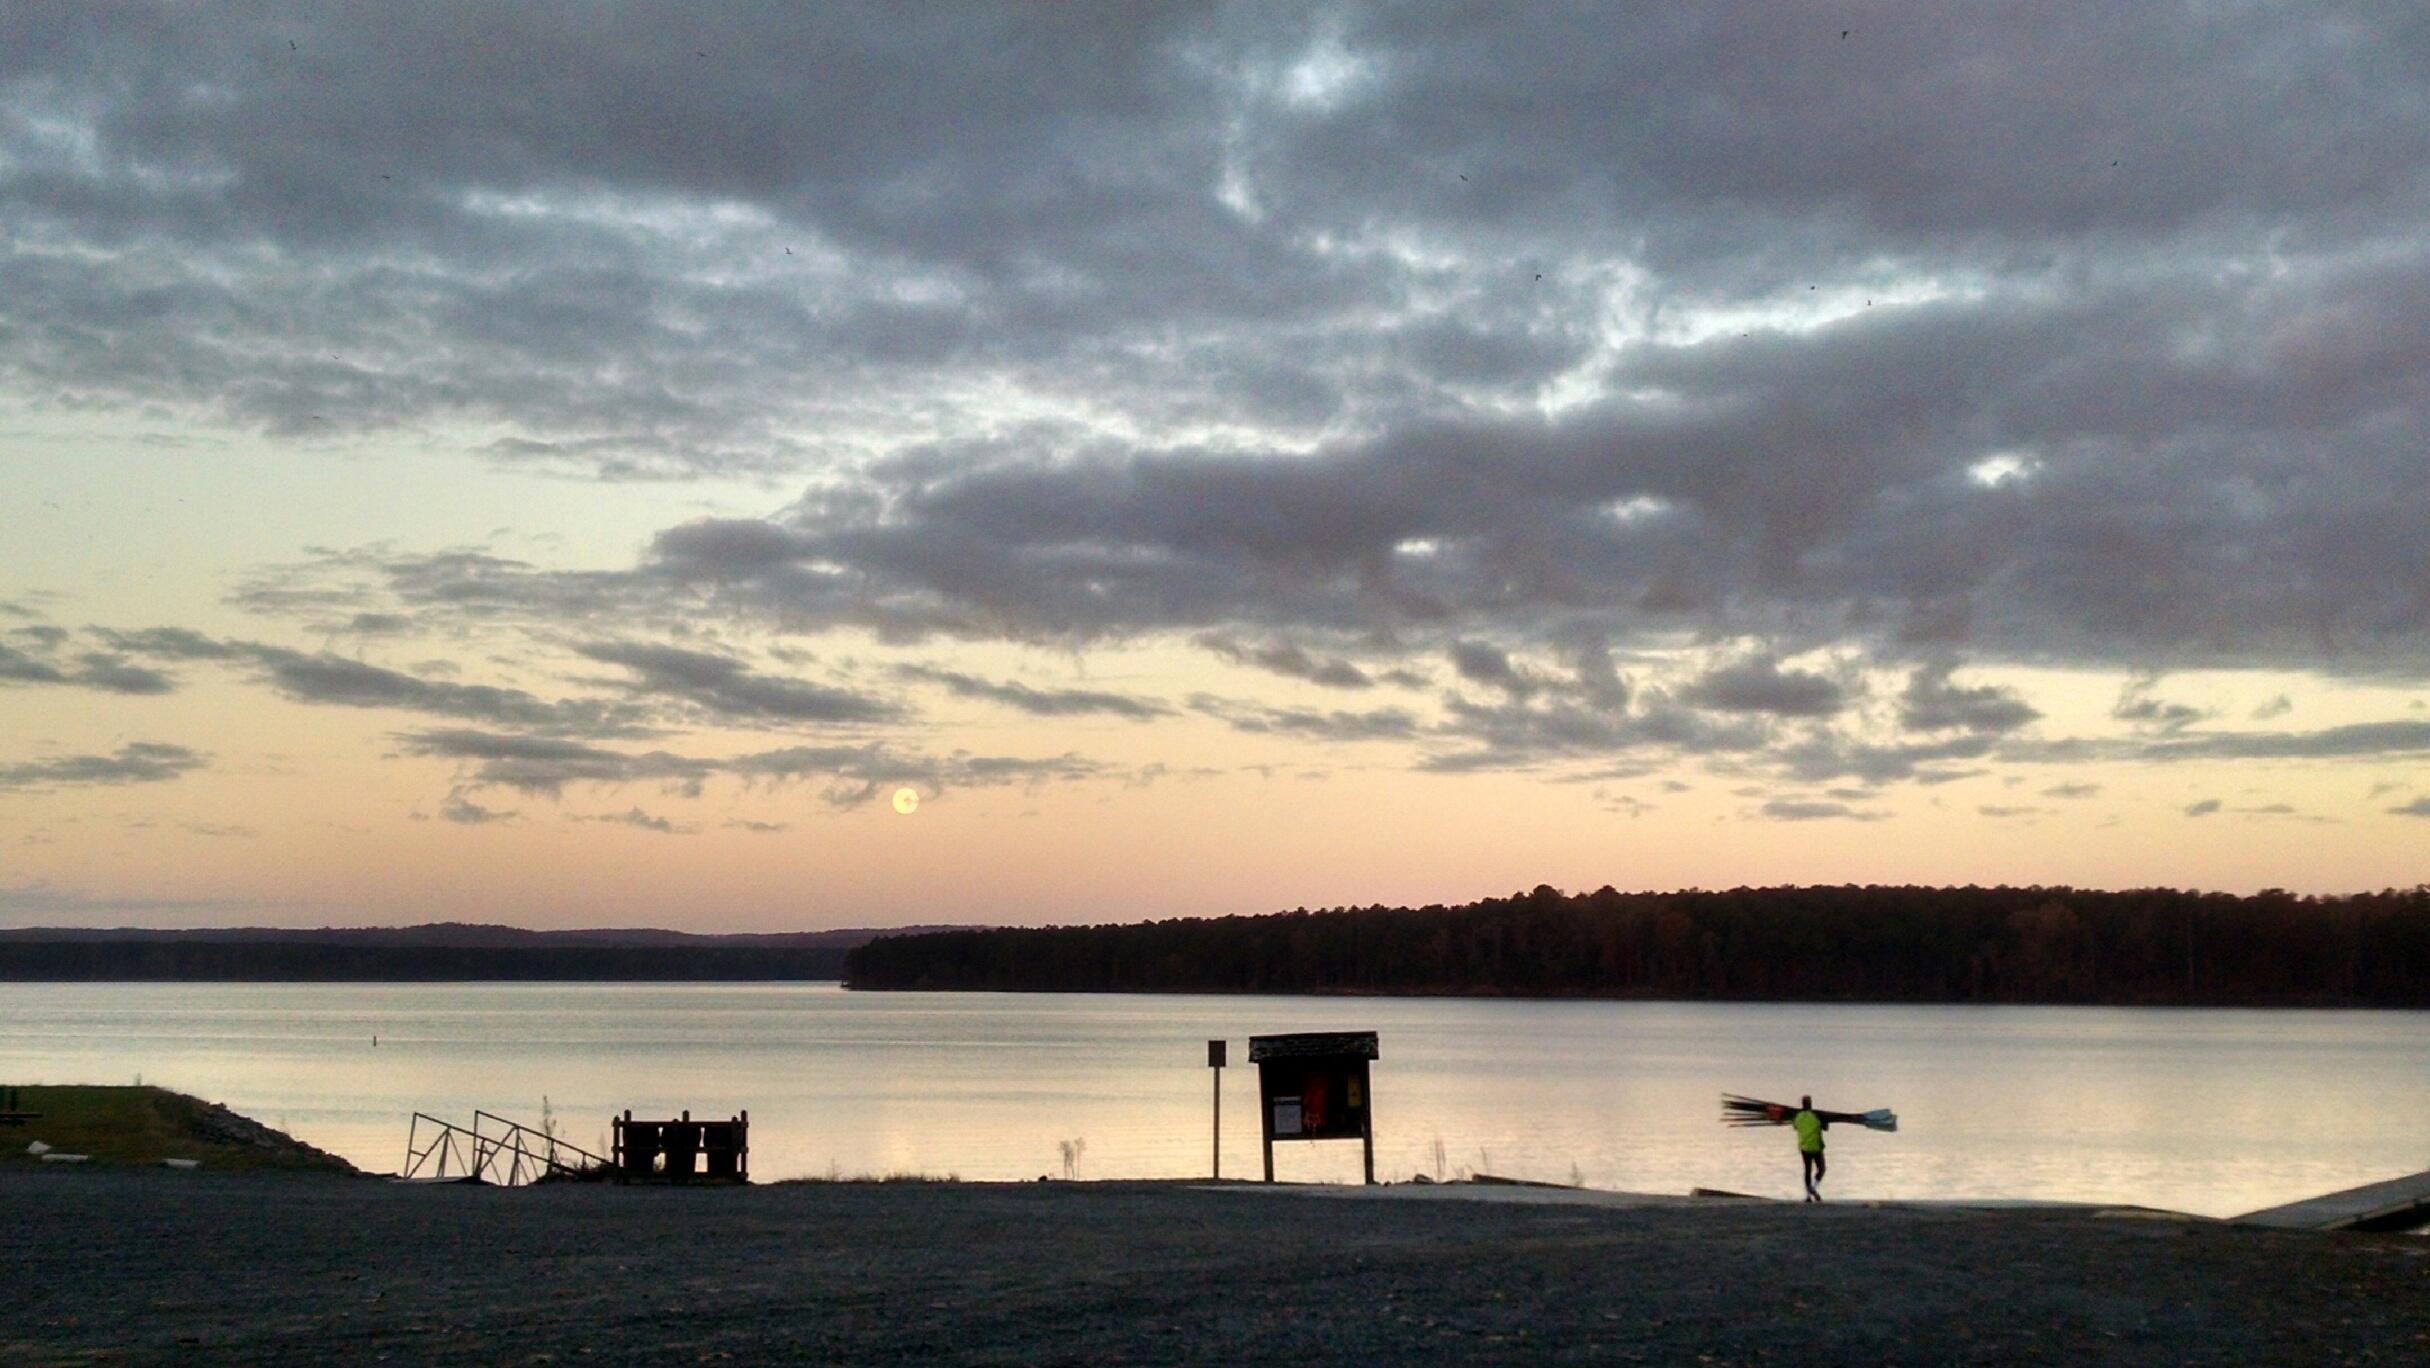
left=1792, top=1109, right=1825, bottom=1153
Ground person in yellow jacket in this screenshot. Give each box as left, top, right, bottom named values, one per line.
left=1791, top=1096, right=1827, bottom=1202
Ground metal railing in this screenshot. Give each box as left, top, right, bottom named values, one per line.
left=401, top=1110, right=607, bottom=1185
left=471, top=1110, right=606, bottom=1185
left=403, top=1112, right=476, bottom=1180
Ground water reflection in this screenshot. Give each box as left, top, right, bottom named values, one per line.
left=2, top=983, right=2423, bottom=1216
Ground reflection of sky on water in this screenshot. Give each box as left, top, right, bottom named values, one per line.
left=2, top=983, right=2423, bottom=1216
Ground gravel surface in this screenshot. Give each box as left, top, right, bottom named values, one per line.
left=5, top=1170, right=2425, bottom=1364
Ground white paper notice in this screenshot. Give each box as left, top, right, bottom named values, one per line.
left=1272, top=1098, right=1302, bottom=1136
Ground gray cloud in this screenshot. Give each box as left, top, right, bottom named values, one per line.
left=92, top=626, right=646, bottom=734
left=2184, top=798, right=2223, bottom=817
left=90, top=627, right=248, bottom=662
left=2107, top=720, right=2430, bottom=764
left=1449, top=641, right=1541, bottom=699
left=68, top=653, right=177, bottom=695
left=2113, top=678, right=2206, bottom=733
left=438, top=789, right=515, bottom=825
left=1197, top=634, right=1375, bottom=689
left=0, top=643, right=66, bottom=685
left=577, top=641, right=900, bottom=726
left=2388, top=797, right=2430, bottom=818
left=1758, top=798, right=1884, bottom=822
left=1900, top=663, right=2038, bottom=735
left=1682, top=657, right=1845, bottom=718
left=0, top=640, right=176, bottom=695
left=892, top=664, right=1170, bottom=720
left=396, top=729, right=710, bottom=796
left=255, top=647, right=585, bottom=727
left=396, top=726, right=1098, bottom=807
left=1187, top=694, right=1420, bottom=744
left=0, top=742, right=207, bottom=790
left=1779, top=732, right=1993, bottom=787
left=584, top=806, right=689, bottom=835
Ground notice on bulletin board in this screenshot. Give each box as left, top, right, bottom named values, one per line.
left=1272, top=1098, right=1303, bottom=1136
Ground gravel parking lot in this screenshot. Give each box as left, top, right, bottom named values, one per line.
left=5, top=1170, right=2425, bottom=1365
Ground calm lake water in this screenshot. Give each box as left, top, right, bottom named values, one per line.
left=4, top=983, right=2425, bottom=1217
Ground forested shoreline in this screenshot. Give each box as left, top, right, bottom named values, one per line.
left=0, top=941, right=851, bottom=981
left=0, top=922, right=988, bottom=981
left=844, top=885, right=2430, bottom=1006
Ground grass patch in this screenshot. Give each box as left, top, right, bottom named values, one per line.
left=0, top=1085, right=355, bottom=1173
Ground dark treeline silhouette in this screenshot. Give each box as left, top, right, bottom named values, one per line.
left=845, top=885, right=2430, bottom=1006
left=0, top=941, right=850, bottom=981
left=0, top=924, right=985, bottom=981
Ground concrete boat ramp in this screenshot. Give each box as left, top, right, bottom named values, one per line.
left=1206, top=1167, right=2430, bottom=1231
left=1199, top=1178, right=2192, bottom=1221
left=2235, top=1168, right=2430, bottom=1232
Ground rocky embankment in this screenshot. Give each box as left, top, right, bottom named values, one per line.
left=2, top=1085, right=356, bottom=1173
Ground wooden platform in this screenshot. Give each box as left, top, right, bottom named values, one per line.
left=2236, top=1169, right=2430, bottom=1232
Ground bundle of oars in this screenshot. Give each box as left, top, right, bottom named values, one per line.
left=1721, top=1093, right=1898, bottom=1132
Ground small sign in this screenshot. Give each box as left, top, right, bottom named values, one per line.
left=1207, top=1039, right=1227, bottom=1068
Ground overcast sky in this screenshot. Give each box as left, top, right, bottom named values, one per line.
left=5, top=4, right=2426, bottom=929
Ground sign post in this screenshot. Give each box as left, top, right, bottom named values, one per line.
left=1207, top=1039, right=1227, bottom=1179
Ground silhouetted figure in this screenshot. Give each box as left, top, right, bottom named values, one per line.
left=1793, top=1095, right=1827, bottom=1201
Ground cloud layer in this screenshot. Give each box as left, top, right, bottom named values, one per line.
left=7, top=5, right=2426, bottom=681
left=8, top=7, right=2428, bottom=848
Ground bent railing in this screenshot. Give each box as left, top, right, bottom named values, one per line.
left=401, top=1109, right=606, bottom=1185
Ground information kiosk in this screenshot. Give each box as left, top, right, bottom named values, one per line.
left=1248, top=1031, right=1377, bottom=1184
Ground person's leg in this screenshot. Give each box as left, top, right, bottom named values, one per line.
left=1813, top=1149, right=1825, bottom=1199
left=1801, top=1151, right=1819, bottom=1201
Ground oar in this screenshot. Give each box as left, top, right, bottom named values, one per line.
left=1719, top=1094, right=1898, bottom=1132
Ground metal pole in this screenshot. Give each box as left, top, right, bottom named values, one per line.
left=1212, top=1061, right=1221, bottom=1180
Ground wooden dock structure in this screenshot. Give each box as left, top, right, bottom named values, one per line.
left=2236, top=1168, right=2430, bottom=1232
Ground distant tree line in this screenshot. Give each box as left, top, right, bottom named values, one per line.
left=0, top=941, right=849, bottom=982
left=845, top=885, right=2430, bottom=1006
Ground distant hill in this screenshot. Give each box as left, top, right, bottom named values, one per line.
left=844, top=884, right=2430, bottom=1007
left=0, top=923, right=982, bottom=981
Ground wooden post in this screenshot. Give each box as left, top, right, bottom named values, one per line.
left=1260, top=1071, right=1275, bottom=1183
left=1207, top=1039, right=1226, bottom=1180
left=1360, top=1059, right=1375, bottom=1186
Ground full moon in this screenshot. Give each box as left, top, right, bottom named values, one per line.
left=891, top=787, right=919, bottom=815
